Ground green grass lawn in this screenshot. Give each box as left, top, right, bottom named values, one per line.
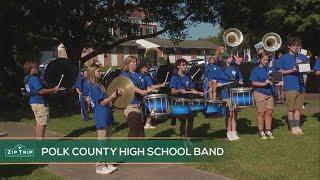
left=0, top=97, right=319, bottom=180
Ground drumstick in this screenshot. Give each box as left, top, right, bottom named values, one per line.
left=164, top=72, right=169, bottom=83
left=57, top=74, right=64, bottom=88
left=203, top=89, right=212, bottom=94
left=191, top=68, right=201, bottom=80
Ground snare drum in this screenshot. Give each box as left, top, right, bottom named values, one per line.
left=204, top=100, right=226, bottom=116
left=171, top=98, right=191, bottom=117
left=230, top=87, right=253, bottom=108
left=144, top=94, right=169, bottom=119
left=190, top=99, right=206, bottom=112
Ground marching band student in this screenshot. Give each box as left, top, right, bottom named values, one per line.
left=250, top=52, right=275, bottom=139
left=314, top=56, right=320, bottom=76
left=75, top=68, right=90, bottom=120
left=277, top=37, right=305, bottom=135
left=87, top=64, right=124, bottom=174
left=170, top=58, right=203, bottom=139
left=207, top=56, right=223, bottom=100
left=120, top=56, right=153, bottom=137
left=218, top=54, right=243, bottom=141
left=23, top=60, right=59, bottom=140
left=136, top=62, right=165, bottom=129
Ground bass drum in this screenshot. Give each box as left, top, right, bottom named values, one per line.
left=44, top=58, right=77, bottom=89
left=103, top=69, right=121, bottom=88
left=238, top=62, right=257, bottom=86
left=155, top=64, right=174, bottom=94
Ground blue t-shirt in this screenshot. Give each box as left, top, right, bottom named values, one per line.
left=314, top=59, right=320, bottom=71
left=120, top=71, right=140, bottom=104
left=75, top=76, right=89, bottom=96
left=137, top=73, right=153, bottom=90
left=25, top=75, right=45, bottom=105
left=218, top=66, right=243, bottom=100
left=89, top=84, right=114, bottom=129
left=206, top=64, right=223, bottom=81
left=249, top=66, right=273, bottom=96
left=276, top=53, right=305, bottom=92
left=169, top=74, right=194, bottom=90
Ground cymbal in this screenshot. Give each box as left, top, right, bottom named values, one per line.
left=107, top=76, right=134, bottom=108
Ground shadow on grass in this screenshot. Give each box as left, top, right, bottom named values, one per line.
left=312, top=112, right=319, bottom=121
left=192, top=123, right=211, bottom=137
left=0, top=164, right=47, bottom=178
left=64, top=125, right=96, bottom=137
left=153, top=128, right=177, bottom=137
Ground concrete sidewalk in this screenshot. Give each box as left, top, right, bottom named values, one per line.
left=0, top=121, right=229, bottom=180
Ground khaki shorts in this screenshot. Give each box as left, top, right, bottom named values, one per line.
left=285, top=91, right=304, bottom=111
left=253, top=92, right=274, bottom=113
left=31, top=104, right=49, bottom=125
left=124, top=105, right=141, bottom=119
left=223, top=98, right=235, bottom=111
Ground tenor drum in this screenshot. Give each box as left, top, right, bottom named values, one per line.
left=143, top=94, right=169, bottom=119
left=190, top=99, right=206, bottom=112
left=204, top=100, right=226, bottom=116
left=171, top=98, right=191, bottom=117
left=230, top=87, right=253, bottom=108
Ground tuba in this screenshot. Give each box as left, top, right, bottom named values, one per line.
left=223, top=28, right=243, bottom=47
left=262, top=32, right=282, bottom=52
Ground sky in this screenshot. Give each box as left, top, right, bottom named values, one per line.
left=160, top=23, right=221, bottom=40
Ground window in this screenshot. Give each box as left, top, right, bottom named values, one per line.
left=146, top=27, right=154, bottom=34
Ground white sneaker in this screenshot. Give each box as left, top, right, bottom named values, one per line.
left=232, top=131, right=240, bottom=140
left=144, top=124, right=156, bottom=129
left=106, top=164, right=118, bottom=171
left=259, top=131, right=267, bottom=140
left=227, top=131, right=234, bottom=141
left=295, top=127, right=304, bottom=135
left=96, top=165, right=113, bottom=175
left=265, top=131, right=275, bottom=139
left=291, top=127, right=299, bottom=135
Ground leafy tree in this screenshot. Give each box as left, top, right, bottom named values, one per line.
left=22, top=0, right=220, bottom=63
left=218, top=0, right=319, bottom=55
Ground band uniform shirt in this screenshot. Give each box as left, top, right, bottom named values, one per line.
left=276, top=53, right=306, bottom=92
left=25, top=75, right=46, bottom=105
left=218, top=66, right=243, bottom=100
left=314, top=58, right=320, bottom=71
left=75, top=76, right=90, bottom=96
left=120, top=71, right=140, bottom=105
left=138, top=73, right=153, bottom=90
left=169, top=74, right=195, bottom=98
left=89, top=84, right=114, bottom=129
left=249, top=66, right=273, bottom=96
left=206, top=64, right=223, bottom=81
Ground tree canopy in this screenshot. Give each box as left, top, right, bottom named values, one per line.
left=218, top=0, right=319, bottom=55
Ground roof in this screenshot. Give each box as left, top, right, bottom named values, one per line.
left=145, top=38, right=217, bottom=49
left=120, top=41, right=141, bottom=47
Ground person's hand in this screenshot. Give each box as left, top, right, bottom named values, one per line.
left=197, top=91, right=204, bottom=96
left=217, top=83, right=223, bottom=87
left=160, top=82, right=166, bottom=88
left=179, top=89, right=188, bottom=94
left=116, top=88, right=124, bottom=97
left=265, top=79, right=272, bottom=85
left=52, top=85, right=59, bottom=93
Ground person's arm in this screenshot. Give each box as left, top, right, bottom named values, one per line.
left=252, top=80, right=272, bottom=88
left=171, top=88, right=188, bottom=95
left=75, top=88, right=82, bottom=95
left=279, top=68, right=297, bottom=75
left=38, top=86, right=59, bottom=95
left=100, top=88, right=124, bottom=106
left=315, top=71, right=320, bottom=76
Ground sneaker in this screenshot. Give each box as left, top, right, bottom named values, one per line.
left=265, top=131, right=275, bottom=139
left=96, top=165, right=113, bottom=175
left=227, top=131, right=234, bottom=141
left=295, top=127, right=304, bottom=135
left=106, top=164, right=118, bottom=171
left=232, top=131, right=240, bottom=140
left=144, top=124, right=156, bottom=129
left=259, top=131, right=267, bottom=140
left=290, top=128, right=299, bottom=135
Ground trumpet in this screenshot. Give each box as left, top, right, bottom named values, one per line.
left=223, top=28, right=243, bottom=47
left=262, top=32, right=282, bottom=52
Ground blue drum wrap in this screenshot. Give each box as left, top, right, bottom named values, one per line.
left=230, top=88, right=253, bottom=107
left=171, top=99, right=191, bottom=117
left=144, top=94, right=169, bottom=118
left=190, top=99, right=206, bottom=112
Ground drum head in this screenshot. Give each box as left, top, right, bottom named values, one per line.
left=44, top=58, right=77, bottom=89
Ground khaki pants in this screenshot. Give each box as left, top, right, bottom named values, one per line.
left=253, top=92, right=275, bottom=113
left=31, top=104, right=49, bottom=125
left=285, top=91, right=304, bottom=111
left=124, top=105, right=144, bottom=137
